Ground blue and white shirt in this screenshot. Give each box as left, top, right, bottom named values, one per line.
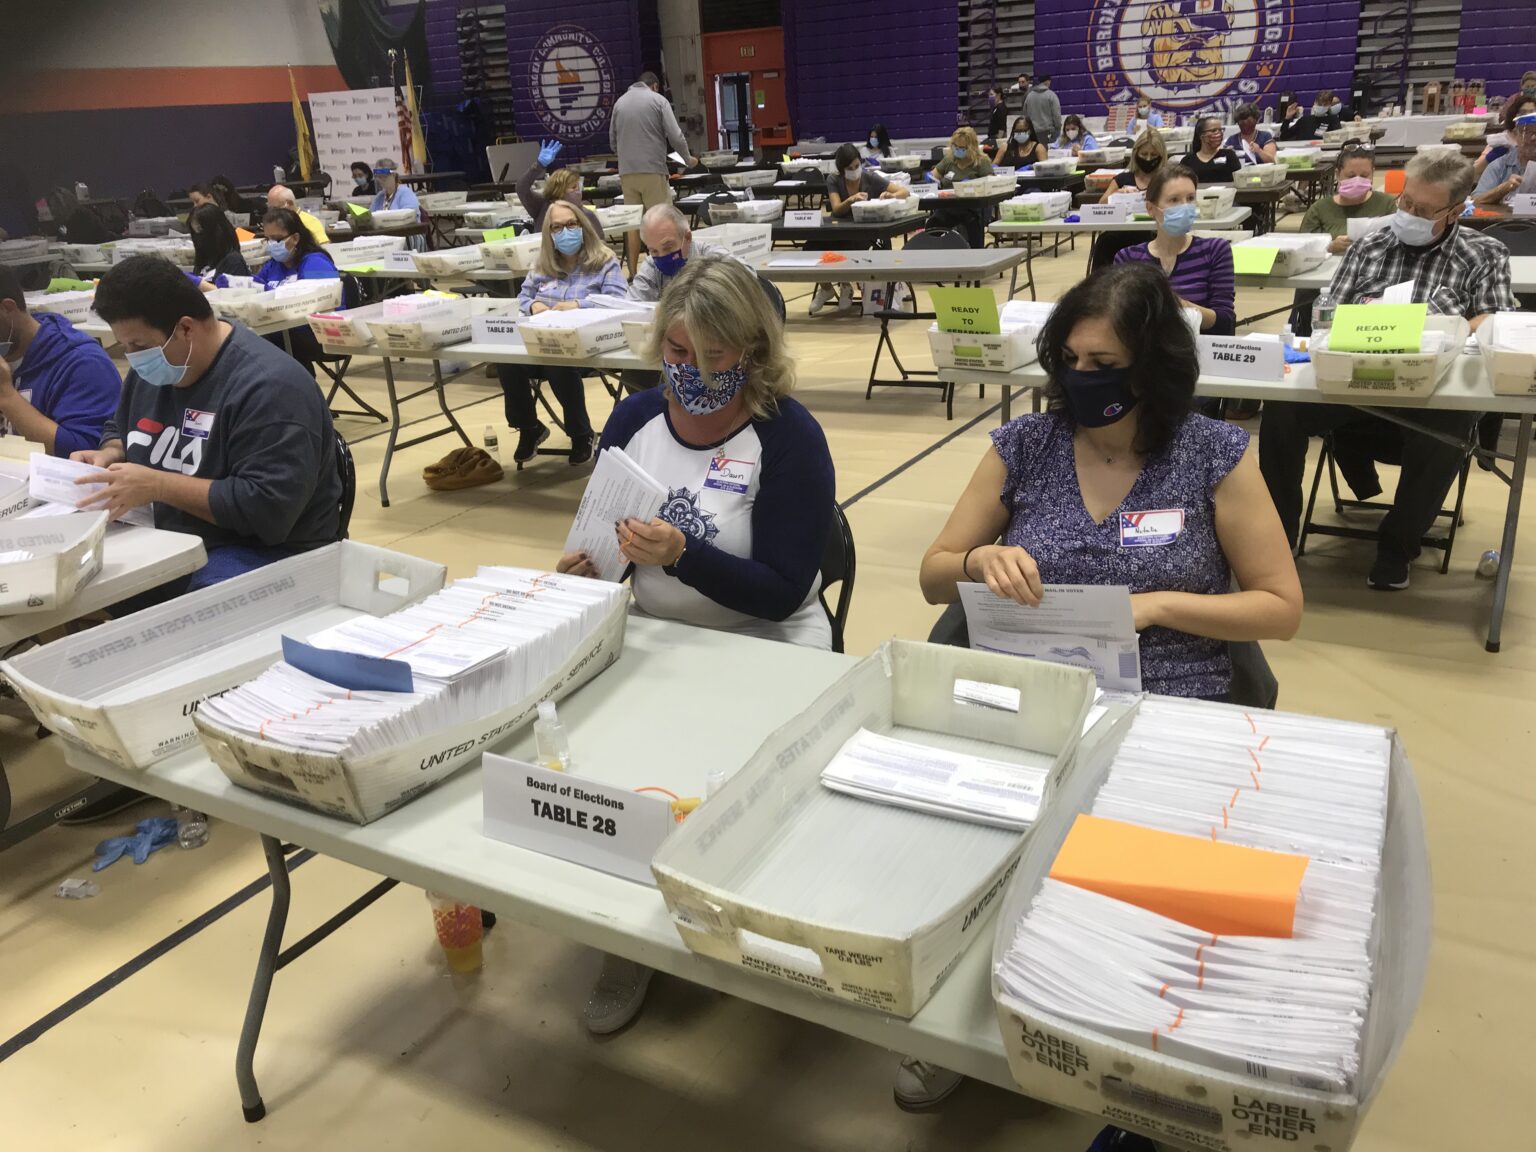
left=598, top=388, right=835, bottom=649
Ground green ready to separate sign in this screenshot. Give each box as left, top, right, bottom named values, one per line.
left=930, top=286, right=1000, bottom=334
left=1328, top=303, right=1427, bottom=353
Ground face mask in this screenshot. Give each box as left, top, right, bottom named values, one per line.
left=1138, top=107, right=1150, bottom=116
left=654, top=249, right=686, bottom=277
left=868, top=137, right=880, bottom=149
left=126, top=327, right=191, bottom=388
left=953, top=147, right=969, bottom=159
left=1312, top=105, right=1328, bottom=117
left=266, top=239, right=293, bottom=263
left=1338, top=176, right=1373, bottom=200
left=1389, top=209, right=1439, bottom=247
left=1161, top=203, right=1198, bottom=236
left=552, top=226, right=584, bottom=255
left=1135, top=154, right=1161, bottom=173
left=662, top=357, right=748, bottom=416
left=1064, top=130, right=1078, bottom=140
left=1014, top=132, right=1030, bottom=144
left=354, top=177, right=368, bottom=189
left=1330, top=103, right=1341, bottom=114
left=1057, top=365, right=1138, bottom=427
left=843, top=166, right=863, bottom=181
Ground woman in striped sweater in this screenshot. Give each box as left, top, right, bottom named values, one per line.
left=1113, top=164, right=1235, bottom=335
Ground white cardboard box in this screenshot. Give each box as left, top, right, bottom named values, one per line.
left=411, top=246, right=486, bottom=276
left=1031, top=158, right=1076, bottom=178
left=1313, top=316, right=1468, bottom=398
left=419, top=190, right=468, bottom=210
left=850, top=198, right=920, bottom=222
left=929, top=324, right=1040, bottom=371
left=1235, top=162, right=1288, bottom=187
left=1233, top=233, right=1330, bottom=276
left=690, top=223, right=774, bottom=262
left=199, top=591, right=629, bottom=825
left=1475, top=313, right=1536, bottom=396
left=25, top=289, right=95, bottom=324
left=323, top=236, right=407, bottom=267
left=991, top=698, right=1430, bottom=1152
left=369, top=208, right=419, bottom=228
left=1000, top=192, right=1072, bottom=221
left=208, top=280, right=343, bottom=327
left=516, top=309, right=630, bottom=358
left=0, top=542, right=445, bottom=770
left=370, top=296, right=474, bottom=351
left=481, top=233, right=544, bottom=272
left=726, top=169, right=781, bottom=189
left=0, top=511, right=107, bottom=613
left=595, top=204, right=643, bottom=230
left=652, top=641, right=1097, bottom=1019
left=0, top=474, right=39, bottom=519
left=955, top=174, right=1019, bottom=197
left=1196, top=187, right=1236, bottom=217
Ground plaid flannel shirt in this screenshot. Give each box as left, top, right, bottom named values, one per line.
left=1328, top=222, right=1518, bottom=319
left=517, top=258, right=629, bottom=313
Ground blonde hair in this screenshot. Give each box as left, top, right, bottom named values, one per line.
left=536, top=201, right=616, bottom=278
left=949, top=126, right=981, bottom=166
left=1133, top=129, right=1169, bottom=165
left=644, top=256, right=793, bottom=420
left=542, top=167, right=582, bottom=202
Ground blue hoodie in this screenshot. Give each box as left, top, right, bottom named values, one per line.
left=13, top=312, right=122, bottom=457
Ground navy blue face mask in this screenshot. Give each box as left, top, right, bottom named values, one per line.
left=1056, top=365, right=1139, bottom=427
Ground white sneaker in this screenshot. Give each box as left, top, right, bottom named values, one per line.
left=837, top=283, right=855, bottom=311
left=809, top=283, right=835, bottom=316
left=583, top=955, right=654, bottom=1035
left=893, top=1057, right=963, bottom=1110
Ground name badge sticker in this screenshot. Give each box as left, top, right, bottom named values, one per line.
left=182, top=409, right=216, bottom=439
left=703, top=454, right=754, bottom=494
left=1120, top=508, right=1185, bottom=548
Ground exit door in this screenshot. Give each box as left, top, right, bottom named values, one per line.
left=716, top=72, right=752, bottom=154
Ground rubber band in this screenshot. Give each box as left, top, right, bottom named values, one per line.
left=1250, top=768, right=1261, bottom=790
left=1158, top=982, right=1170, bottom=998
left=635, top=786, right=681, bottom=800
left=1244, top=712, right=1257, bottom=734
left=1249, top=747, right=1264, bottom=772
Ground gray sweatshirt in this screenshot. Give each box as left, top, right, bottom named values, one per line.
left=1024, top=87, right=1062, bottom=142
left=609, top=82, right=690, bottom=175
left=102, top=322, right=341, bottom=551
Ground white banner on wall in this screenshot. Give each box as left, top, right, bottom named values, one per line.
left=308, top=88, right=400, bottom=198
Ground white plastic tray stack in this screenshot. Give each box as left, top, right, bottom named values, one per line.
left=880, top=154, right=923, bottom=172
left=208, top=279, right=343, bottom=327
left=0, top=237, right=50, bottom=261
left=1236, top=162, right=1288, bottom=188
left=709, top=198, right=782, bottom=223
left=195, top=566, right=630, bottom=824
left=1475, top=313, right=1536, bottom=396
left=700, top=149, right=739, bottom=169
left=51, top=242, right=112, bottom=265
left=324, top=235, right=408, bottom=268
left=690, top=223, right=774, bottom=261
left=850, top=198, right=919, bottom=222
left=516, top=308, right=632, bottom=358
left=411, top=245, right=486, bottom=276
left=369, top=293, right=475, bottom=351
left=726, top=169, right=781, bottom=190
left=653, top=641, right=1096, bottom=1018
left=1313, top=315, right=1468, bottom=398
left=929, top=300, right=1054, bottom=371
left=419, top=190, right=469, bottom=211
left=595, top=203, right=643, bottom=230
left=463, top=206, right=524, bottom=229
left=369, top=207, right=419, bottom=228
left=127, top=217, right=182, bottom=238
left=1030, top=158, right=1076, bottom=178
left=111, top=238, right=195, bottom=267
left=1233, top=233, right=1330, bottom=276
left=1000, top=191, right=1073, bottom=221
left=991, top=696, right=1430, bottom=1152
left=480, top=232, right=543, bottom=272
left=1277, top=148, right=1322, bottom=170
left=955, top=173, right=1020, bottom=197
left=1196, top=186, right=1236, bottom=217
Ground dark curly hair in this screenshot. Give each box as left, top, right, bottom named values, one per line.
left=1035, top=262, right=1197, bottom=458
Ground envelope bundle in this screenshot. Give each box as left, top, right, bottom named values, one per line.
left=996, top=698, right=1391, bottom=1094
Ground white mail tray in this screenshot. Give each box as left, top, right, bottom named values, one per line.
left=370, top=208, right=419, bottom=227
left=1235, top=162, right=1288, bottom=188
left=1313, top=316, right=1468, bottom=398
left=516, top=309, right=629, bottom=358
left=1475, top=314, right=1536, bottom=396
left=419, top=190, right=469, bottom=210
left=324, top=236, right=407, bottom=268
left=652, top=640, right=1096, bottom=1019
left=1233, top=234, right=1329, bottom=276
left=595, top=204, right=643, bottom=230
left=1196, top=187, right=1236, bottom=217
left=0, top=542, right=446, bottom=770
left=0, top=511, right=107, bottom=614
left=411, top=246, right=486, bottom=276
left=481, top=233, right=543, bottom=272
left=24, top=289, right=95, bottom=324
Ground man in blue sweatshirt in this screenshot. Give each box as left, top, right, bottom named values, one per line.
left=0, top=266, right=121, bottom=456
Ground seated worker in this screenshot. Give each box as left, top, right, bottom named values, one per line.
left=253, top=208, right=341, bottom=376
left=349, top=161, right=376, bottom=197
left=1114, top=164, right=1235, bottom=334
left=926, top=126, right=997, bottom=247
left=498, top=201, right=628, bottom=465
left=77, top=255, right=341, bottom=591
left=0, top=266, right=121, bottom=456
left=556, top=254, right=834, bottom=1038
left=1180, top=117, right=1244, bottom=184
left=369, top=158, right=422, bottom=220
left=996, top=118, right=1049, bottom=168
left=1224, top=103, right=1278, bottom=166
left=1473, top=107, right=1536, bottom=208
left=516, top=140, right=601, bottom=232
left=1299, top=143, right=1396, bottom=255
left=266, top=185, right=329, bottom=245
left=865, top=123, right=894, bottom=161
left=187, top=184, right=218, bottom=210
left=1133, top=98, right=1164, bottom=133
left=1059, top=115, right=1098, bottom=155
left=1473, top=94, right=1534, bottom=180
left=1259, top=152, right=1518, bottom=591
left=1310, top=90, right=1344, bottom=133
left=815, top=142, right=914, bottom=314
left=1101, top=129, right=1168, bottom=199
left=188, top=203, right=251, bottom=289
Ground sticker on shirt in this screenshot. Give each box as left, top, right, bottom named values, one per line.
left=703, top=454, right=755, bottom=495
left=182, top=409, right=216, bottom=439
left=1119, top=509, right=1185, bottom=548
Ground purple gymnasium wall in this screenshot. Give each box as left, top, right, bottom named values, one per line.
left=781, top=0, right=960, bottom=141
left=1455, top=0, right=1531, bottom=101
left=1034, top=0, right=1360, bottom=123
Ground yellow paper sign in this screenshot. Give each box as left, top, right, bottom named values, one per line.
left=1232, top=247, right=1279, bottom=275
left=1328, top=303, right=1427, bottom=353
left=483, top=226, right=519, bottom=242
left=929, top=286, right=1000, bottom=334
left=340, top=264, right=379, bottom=274
left=345, top=202, right=369, bottom=217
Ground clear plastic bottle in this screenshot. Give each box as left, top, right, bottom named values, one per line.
left=483, top=424, right=499, bottom=452
left=174, top=806, right=210, bottom=849
left=74, top=181, right=89, bottom=201
left=1311, top=289, right=1335, bottom=338
left=533, top=700, right=572, bottom=773
left=1477, top=550, right=1500, bottom=579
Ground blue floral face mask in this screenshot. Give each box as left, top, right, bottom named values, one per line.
left=662, top=356, right=747, bottom=415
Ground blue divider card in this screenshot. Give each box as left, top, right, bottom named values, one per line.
left=282, top=635, right=415, bottom=693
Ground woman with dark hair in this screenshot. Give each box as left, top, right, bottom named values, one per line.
left=919, top=261, right=1301, bottom=698
left=209, top=175, right=253, bottom=217
left=865, top=123, right=894, bottom=159
left=818, top=142, right=912, bottom=313
left=253, top=207, right=340, bottom=375
left=350, top=161, right=376, bottom=196
left=1224, top=102, right=1277, bottom=165
left=188, top=203, right=250, bottom=288
left=1059, top=114, right=1098, bottom=155
left=986, top=87, right=1010, bottom=146
left=1179, top=116, right=1243, bottom=184
left=996, top=117, right=1048, bottom=167
left=1114, top=163, right=1235, bottom=334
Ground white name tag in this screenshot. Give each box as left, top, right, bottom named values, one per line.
left=1197, top=335, right=1285, bottom=381
left=1119, top=508, right=1185, bottom=548
left=784, top=209, right=822, bottom=227
left=1082, top=203, right=1130, bottom=223
left=1512, top=194, right=1536, bottom=217
left=703, top=454, right=754, bottom=494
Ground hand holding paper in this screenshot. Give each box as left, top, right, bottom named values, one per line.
left=564, top=447, right=668, bottom=581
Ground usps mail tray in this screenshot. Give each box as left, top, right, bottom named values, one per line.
left=1313, top=316, right=1467, bottom=398
left=0, top=511, right=107, bottom=614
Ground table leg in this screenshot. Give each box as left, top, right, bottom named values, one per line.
left=1486, top=414, right=1531, bottom=653
left=236, top=834, right=290, bottom=1123
left=430, top=359, right=473, bottom=451
left=378, top=357, right=403, bottom=509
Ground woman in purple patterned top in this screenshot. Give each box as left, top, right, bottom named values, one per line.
left=920, top=262, right=1301, bottom=699
left=1114, top=163, right=1236, bottom=335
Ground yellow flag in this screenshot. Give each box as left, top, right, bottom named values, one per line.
left=288, top=66, right=314, bottom=182
left=403, top=55, right=428, bottom=171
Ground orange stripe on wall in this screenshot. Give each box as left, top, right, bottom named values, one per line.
left=15, top=65, right=348, bottom=115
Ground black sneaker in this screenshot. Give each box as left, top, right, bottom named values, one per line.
left=513, top=423, right=549, bottom=463
left=1368, top=552, right=1410, bottom=591
left=568, top=434, right=594, bottom=466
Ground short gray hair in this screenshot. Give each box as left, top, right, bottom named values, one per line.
left=1404, top=151, right=1476, bottom=206
left=1233, top=102, right=1259, bottom=121
left=642, top=203, right=689, bottom=243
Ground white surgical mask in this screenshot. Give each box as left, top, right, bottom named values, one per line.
left=1389, top=210, right=1439, bottom=247
left=843, top=166, right=863, bottom=181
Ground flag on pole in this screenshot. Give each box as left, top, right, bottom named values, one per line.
left=395, top=74, right=414, bottom=175
left=287, top=66, right=314, bottom=182
left=403, top=54, right=428, bottom=173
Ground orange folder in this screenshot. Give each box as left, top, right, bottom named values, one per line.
left=1049, top=814, right=1309, bottom=938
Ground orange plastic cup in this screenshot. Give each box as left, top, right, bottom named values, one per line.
left=427, top=892, right=483, bottom=973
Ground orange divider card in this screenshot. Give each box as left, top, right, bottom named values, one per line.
left=1048, top=813, right=1309, bottom=937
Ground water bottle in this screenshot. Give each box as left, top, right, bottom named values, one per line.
left=174, top=806, right=210, bottom=849
left=273, top=164, right=285, bottom=183
left=1311, top=289, right=1335, bottom=338
left=1477, top=550, right=1500, bottom=579
left=483, top=424, right=499, bottom=452
left=533, top=700, right=572, bottom=773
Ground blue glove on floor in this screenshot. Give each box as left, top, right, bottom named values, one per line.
left=94, top=817, right=179, bottom=871
left=538, top=139, right=562, bottom=168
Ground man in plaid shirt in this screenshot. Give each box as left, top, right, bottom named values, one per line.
left=1260, top=152, right=1518, bottom=591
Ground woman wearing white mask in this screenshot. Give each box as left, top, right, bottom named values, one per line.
left=497, top=201, right=627, bottom=465
left=1299, top=144, right=1395, bottom=254
left=1059, top=114, right=1098, bottom=156
left=817, top=142, right=912, bottom=313
left=996, top=117, right=1049, bottom=167
left=1113, top=164, right=1235, bottom=334
left=865, top=123, right=894, bottom=160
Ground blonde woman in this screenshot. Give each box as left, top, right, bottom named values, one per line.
left=500, top=201, right=628, bottom=463
left=556, top=255, right=836, bottom=1034
left=926, top=126, right=997, bottom=246
left=516, top=155, right=601, bottom=232
left=1100, top=128, right=1168, bottom=200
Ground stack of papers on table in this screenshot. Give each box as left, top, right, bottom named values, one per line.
left=995, top=698, right=1391, bottom=1094
left=564, top=448, right=667, bottom=581
left=959, top=582, right=1141, bottom=691
left=197, top=567, right=628, bottom=758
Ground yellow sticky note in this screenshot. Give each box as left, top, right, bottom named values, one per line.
left=483, top=226, right=519, bottom=242
left=930, top=286, right=1000, bottom=335
left=341, top=264, right=379, bottom=273
left=1329, top=303, right=1427, bottom=353
left=1232, top=247, right=1279, bottom=275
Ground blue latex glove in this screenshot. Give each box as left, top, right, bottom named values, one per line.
left=538, top=139, right=562, bottom=168
left=925, top=170, right=939, bottom=182
left=93, top=817, right=179, bottom=871
left=1063, top=213, right=1081, bottom=223
left=1283, top=344, right=1311, bottom=364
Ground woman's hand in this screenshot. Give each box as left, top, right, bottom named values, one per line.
left=1327, top=234, right=1352, bottom=254
left=553, top=300, right=579, bottom=311
left=1131, top=591, right=1167, bottom=632
left=530, top=301, right=550, bottom=314
left=556, top=551, right=599, bottom=578
left=847, top=192, right=868, bottom=203
left=618, top=517, right=686, bottom=567
left=970, top=544, right=1044, bottom=606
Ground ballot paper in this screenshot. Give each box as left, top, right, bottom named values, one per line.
left=1380, top=279, right=1416, bottom=304
left=584, top=294, right=655, bottom=313
left=668, top=151, right=687, bottom=167
left=29, top=453, right=105, bottom=508
left=958, top=582, right=1141, bottom=692
left=1346, top=214, right=1394, bottom=241
left=767, top=252, right=834, bottom=267
left=564, top=447, right=668, bottom=581
left=995, top=698, right=1392, bottom=1095
left=820, top=727, right=1050, bottom=829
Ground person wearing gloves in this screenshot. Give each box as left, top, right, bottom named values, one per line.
left=517, top=139, right=602, bottom=232
left=0, top=265, right=121, bottom=456
left=1473, top=94, right=1534, bottom=181
left=1114, top=164, right=1235, bottom=334
left=496, top=202, right=628, bottom=466
left=188, top=203, right=250, bottom=289
left=1133, top=98, right=1164, bottom=132
left=1473, top=107, right=1536, bottom=208
left=816, top=142, right=912, bottom=314
left=1223, top=103, right=1277, bottom=166
left=252, top=208, right=340, bottom=375
left=997, top=118, right=1049, bottom=168
left=927, top=127, right=996, bottom=247
left=1059, top=115, right=1098, bottom=155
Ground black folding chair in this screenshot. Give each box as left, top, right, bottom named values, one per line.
left=819, top=506, right=857, bottom=654
left=335, top=430, right=357, bottom=539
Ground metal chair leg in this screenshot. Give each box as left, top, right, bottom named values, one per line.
left=1442, top=454, right=1473, bottom=575
left=1298, top=440, right=1329, bottom=558
left=236, top=835, right=291, bottom=1123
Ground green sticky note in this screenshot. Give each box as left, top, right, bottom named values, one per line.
left=341, top=264, right=379, bottom=273
left=1329, top=303, right=1427, bottom=353
left=1232, top=247, right=1279, bottom=275
left=346, top=202, right=369, bottom=217
left=483, top=226, right=519, bottom=242
left=930, top=286, right=1000, bottom=335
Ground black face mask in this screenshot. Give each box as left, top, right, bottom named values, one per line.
left=1135, top=155, right=1161, bottom=173
left=1057, top=365, right=1139, bottom=427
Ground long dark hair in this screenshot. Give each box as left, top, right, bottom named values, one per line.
left=189, top=203, right=242, bottom=271
left=1036, top=262, right=1196, bottom=458
left=867, top=123, right=893, bottom=157
left=998, top=117, right=1044, bottom=165
left=262, top=208, right=333, bottom=266
left=210, top=174, right=251, bottom=214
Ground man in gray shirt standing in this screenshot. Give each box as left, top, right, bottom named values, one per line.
left=610, top=71, right=694, bottom=272
left=1024, top=74, right=1063, bottom=144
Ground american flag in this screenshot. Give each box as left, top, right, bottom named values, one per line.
left=395, top=81, right=414, bottom=175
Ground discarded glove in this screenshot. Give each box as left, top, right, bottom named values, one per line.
left=93, top=817, right=178, bottom=871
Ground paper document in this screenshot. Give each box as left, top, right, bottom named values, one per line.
left=958, top=582, right=1141, bottom=691
left=30, top=453, right=106, bottom=508
left=1380, top=279, right=1416, bottom=304
left=767, top=253, right=834, bottom=267
left=565, top=448, right=668, bottom=581
left=1520, top=160, right=1536, bottom=195
left=668, top=151, right=687, bottom=167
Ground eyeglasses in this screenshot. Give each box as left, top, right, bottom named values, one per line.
left=1396, top=191, right=1451, bottom=220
